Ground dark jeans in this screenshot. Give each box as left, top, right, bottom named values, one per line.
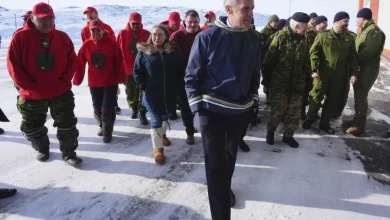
left=177, top=87, right=195, bottom=136
left=199, top=109, right=251, bottom=220
left=89, top=85, right=118, bottom=107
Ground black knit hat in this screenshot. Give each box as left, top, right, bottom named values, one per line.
left=291, top=12, right=310, bottom=23
left=357, top=8, right=372, bottom=20
left=334, top=11, right=350, bottom=23
left=309, top=12, right=318, bottom=18
left=286, top=17, right=291, bottom=26
left=275, top=19, right=286, bottom=30
left=314, top=16, right=328, bottom=25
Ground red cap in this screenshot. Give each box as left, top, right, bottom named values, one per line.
left=84, top=7, right=97, bottom=14
left=22, top=11, right=32, bottom=18
left=205, top=11, right=216, bottom=18
left=32, top=2, right=54, bottom=18
left=168, top=12, right=181, bottom=25
left=89, top=20, right=104, bottom=29
left=129, top=12, right=142, bottom=24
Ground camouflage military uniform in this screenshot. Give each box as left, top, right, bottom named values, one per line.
left=306, top=28, right=358, bottom=128
left=260, top=23, right=278, bottom=102
left=302, top=28, right=318, bottom=111
left=262, top=27, right=311, bottom=137
left=351, top=21, right=386, bottom=131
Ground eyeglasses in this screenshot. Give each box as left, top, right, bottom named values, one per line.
left=36, top=16, right=55, bottom=23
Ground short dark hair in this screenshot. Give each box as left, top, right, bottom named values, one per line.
left=185, top=10, right=199, bottom=19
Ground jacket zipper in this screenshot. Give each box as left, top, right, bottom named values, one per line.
left=160, top=53, right=169, bottom=114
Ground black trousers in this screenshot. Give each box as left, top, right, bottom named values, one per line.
left=199, top=109, right=251, bottom=220
left=89, top=85, right=118, bottom=107
left=177, top=87, right=195, bottom=136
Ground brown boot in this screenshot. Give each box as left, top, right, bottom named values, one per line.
left=346, top=127, right=363, bottom=136
left=153, top=148, right=165, bottom=164
left=162, top=135, right=171, bottom=146
left=186, top=135, right=195, bottom=145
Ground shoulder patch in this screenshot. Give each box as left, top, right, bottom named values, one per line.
left=371, top=29, right=379, bottom=39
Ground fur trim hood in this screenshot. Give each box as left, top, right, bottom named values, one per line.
left=136, top=42, right=177, bottom=55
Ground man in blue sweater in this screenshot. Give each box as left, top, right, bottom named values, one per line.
left=185, top=0, right=261, bottom=219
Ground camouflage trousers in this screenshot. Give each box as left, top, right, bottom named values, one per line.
left=17, top=90, right=79, bottom=158
left=125, top=75, right=146, bottom=113
left=267, top=93, right=302, bottom=137
left=352, top=65, right=379, bottom=130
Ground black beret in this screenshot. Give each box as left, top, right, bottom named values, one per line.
left=334, top=11, right=350, bottom=23
left=291, top=12, right=310, bottom=23
left=314, top=16, right=328, bottom=25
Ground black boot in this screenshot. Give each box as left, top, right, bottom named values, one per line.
left=102, top=107, right=116, bottom=143
left=302, top=119, right=316, bottom=130
left=0, top=127, right=4, bottom=135
left=230, top=188, right=236, bottom=207
left=25, top=127, right=50, bottom=162
left=139, top=112, right=149, bottom=125
left=169, top=112, right=177, bottom=120
left=131, top=109, right=138, bottom=119
left=282, top=137, right=299, bottom=148
left=93, top=105, right=103, bottom=137
left=97, top=123, right=103, bottom=137
left=319, top=124, right=335, bottom=135
left=0, top=188, right=17, bottom=199
left=57, top=128, right=82, bottom=166
left=300, top=106, right=307, bottom=121
left=238, top=139, right=250, bottom=152
left=266, top=131, right=274, bottom=145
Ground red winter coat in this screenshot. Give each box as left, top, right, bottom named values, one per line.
left=117, top=24, right=150, bottom=76
left=169, top=25, right=202, bottom=64
left=201, top=23, right=209, bottom=31
left=7, top=20, right=77, bottom=100
left=81, top=19, right=116, bottom=42
left=73, top=34, right=125, bottom=87
left=160, top=20, right=177, bottom=37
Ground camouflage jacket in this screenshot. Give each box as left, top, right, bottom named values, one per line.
left=262, top=27, right=311, bottom=94
left=260, top=23, right=278, bottom=62
left=305, top=28, right=318, bottom=49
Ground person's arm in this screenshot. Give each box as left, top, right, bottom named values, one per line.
left=357, top=28, right=385, bottom=64
left=114, top=42, right=126, bottom=84
left=185, top=34, right=207, bottom=113
left=7, top=35, right=37, bottom=90
left=133, top=51, right=148, bottom=89
left=261, top=34, right=280, bottom=86
left=250, top=42, right=261, bottom=102
left=61, top=35, right=78, bottom=81
left=310, top=34, right=323, bottom=78
left=72, top=45, right=87, bottom=85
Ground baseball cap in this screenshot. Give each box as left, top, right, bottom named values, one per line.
left=129, top=12, right=142, bottom=23
left=89, top=20, right=104, bottom=29
left=205, top=11, right=216, bottom=18
left=22, top=11, right=32, bottom=18
left=168, top=12, right=181, bottom=25
left=32, top=2, right=54, bottom=18
left=84, top=7, right=98, bottom=15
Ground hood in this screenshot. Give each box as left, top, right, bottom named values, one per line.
left=137, top=42, right=177, bottom=55
left=215, top=16, right=249, bottom=32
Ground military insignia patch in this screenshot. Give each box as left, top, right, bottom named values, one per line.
left=174, top=14, right=179, bottom=20
left=372, top=30, right=379, bottom=38
left=43, top=5, right=49, bottom=12
left=134, top=14, right=139, bottom=20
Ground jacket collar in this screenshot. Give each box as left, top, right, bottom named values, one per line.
left=137, top=42, right=177, bottom=55
left=215, top=16, right=249, bottom=32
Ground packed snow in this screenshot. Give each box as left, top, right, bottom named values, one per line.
left=1, top=4, right=390, bottom=220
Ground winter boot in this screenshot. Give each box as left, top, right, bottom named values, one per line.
left=282, top=137, right=299, bottom=148
left=0, top=127, right=4, bottom=135
left=266, top=131, right=274, bottom=145
left=302, top=119, right=317, bottom=130
left=57, top=128, right=82, bottom=166
left=161, top=121, right=172, bottom=146
left=115, top=106, right=121, bottom=115
left=25, top=127, right=50, bottom=162
left=300, top=106, right=308, bottom=121
left=169, top=112, right=177, bottom=120
left=186, top=136, right=195, bottom=145
left=346, top=127, right=363, bottom=136
left=151, top=128, right=165, bottom=164
left=238, top=139, right=250, bottom=152
left=93, top=105, right=103, bottom=137
left=102, top=107, right=116, bottom=143
left=0, top=188, right=17, bottom=199
left=230, top=188, right=236, bottom=207
left=131, top=109, right=138, bottom=119
left=319, top=124, right=335, bottom=135
left=139, top=112, right=149, bottom=126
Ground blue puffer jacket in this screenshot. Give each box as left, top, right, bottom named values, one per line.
left=134, top=42, right=185, bottom=115
left=185, top=16, right=261, bottom=115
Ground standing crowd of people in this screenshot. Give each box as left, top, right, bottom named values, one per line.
left=1, top=1, right=389, bottom=219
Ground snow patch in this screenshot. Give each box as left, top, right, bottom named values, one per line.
left=368, top=108, right=390, bottom=125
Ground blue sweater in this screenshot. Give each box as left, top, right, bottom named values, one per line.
left=185, top=16, right=261, bottom=115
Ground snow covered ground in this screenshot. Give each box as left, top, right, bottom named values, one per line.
left=1, top=4, right=390, bottom=220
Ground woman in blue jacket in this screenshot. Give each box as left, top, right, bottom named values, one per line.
left=134, top=25, right=185, bottom=164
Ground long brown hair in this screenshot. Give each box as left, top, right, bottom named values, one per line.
left=146, top=24, right=170, bottom=45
